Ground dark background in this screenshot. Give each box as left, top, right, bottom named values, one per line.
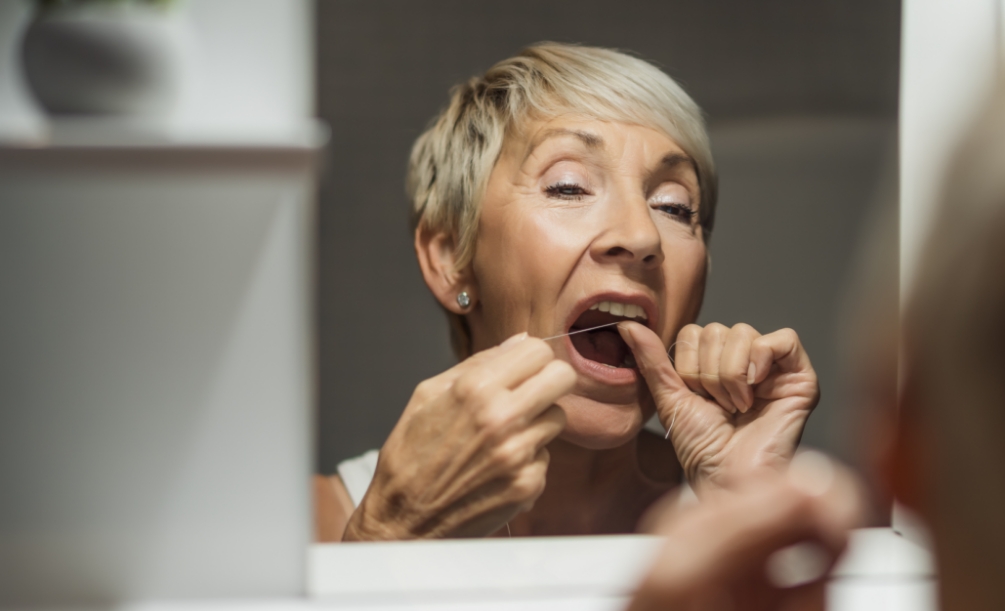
left=315, top=0, right=901, bottom=473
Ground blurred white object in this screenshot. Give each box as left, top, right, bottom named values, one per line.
left=0, top=1, right=46, bottom=142
left=308, top=535, right=663, bottom=600
left=766, top=542, right=831, bottom=588
left=306, top=527, right=934, bottom=611
left=832, top=527, right=935, bottom=578
left=0, top=123, right=325, bottom=607
left=0, top=0, right=313, bottom=144
left=829, top=528, right=938, bottom=611
left=899, top=0, right=1002, bottom=296
left=21, top=3, right=183, bottom=116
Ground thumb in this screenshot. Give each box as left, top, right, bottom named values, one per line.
left=618, top=321, right=690, bottom=425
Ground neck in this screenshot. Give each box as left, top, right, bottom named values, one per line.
left=547, top=436, right=643, bottom=488
left=507, top=433, right=672, bottom=536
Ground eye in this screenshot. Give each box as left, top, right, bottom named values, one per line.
left=654, top=202, right=697, bottom=224
left=545, top=182, right=591, bottom=200
left=649, top=183, right=697, bottom=225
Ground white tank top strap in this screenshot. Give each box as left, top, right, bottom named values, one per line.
left=336, top=449, right=379, bottom=508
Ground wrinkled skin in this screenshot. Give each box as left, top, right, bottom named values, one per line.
left=331, top=116, right=819, bottom=541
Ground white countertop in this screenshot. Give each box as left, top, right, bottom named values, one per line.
left=69, top=528, right=932, bottom=611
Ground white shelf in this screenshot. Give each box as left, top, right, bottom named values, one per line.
left=0, top=117, right=328, bottom=152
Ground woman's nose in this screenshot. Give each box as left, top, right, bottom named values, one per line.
left=591, top=198, right=664, bottom=269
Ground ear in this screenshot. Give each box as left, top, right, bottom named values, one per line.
left=414, top=224, right=475, bottom=314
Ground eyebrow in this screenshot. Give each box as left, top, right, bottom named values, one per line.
left=523, top=128, right=604, bottom=162
left=524, top=129, right=697, bottom=175
left=658, top=152, right=696, bottom=172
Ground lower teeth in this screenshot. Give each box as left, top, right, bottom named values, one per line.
left=601, top=355, right=637, bottom=369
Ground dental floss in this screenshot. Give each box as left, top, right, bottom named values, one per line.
left=540, top=321, right=622, bottom=341
left=661, top=341, right=695, bottom=439
left=537, top=327, right=701, bottom=441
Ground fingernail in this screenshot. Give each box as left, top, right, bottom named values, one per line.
left=788, top=450, right=835, bottom=497
left=747, top=363, right=756, bottom=385
left=501, top=332, right=528, bottom=348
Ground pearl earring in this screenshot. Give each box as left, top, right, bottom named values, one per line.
left=456, top=291, right=471, bottom=309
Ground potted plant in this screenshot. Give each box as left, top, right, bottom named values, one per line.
left=20, top=0, right=180, bottom=116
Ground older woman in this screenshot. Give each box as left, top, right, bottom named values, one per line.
left=315, top=42, right=819, bottom=541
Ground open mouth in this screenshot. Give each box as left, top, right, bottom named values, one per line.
left=568, top=300, right=649, bottom=370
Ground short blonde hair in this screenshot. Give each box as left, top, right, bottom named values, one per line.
left=407, top=42, right=718, bottom=357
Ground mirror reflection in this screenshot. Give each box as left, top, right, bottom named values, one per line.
left=316, top=1, right=899, bottom=542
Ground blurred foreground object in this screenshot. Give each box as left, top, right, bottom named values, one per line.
left=0, top=120, right=326, bottom=606
left=20, top=0, right=180, bottom=116
left=627, top=452, right=865, bottom=611
left=891, top=83, right=1005, bottom=611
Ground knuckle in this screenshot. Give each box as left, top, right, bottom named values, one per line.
left=778, top=327, right=799, bottom=343
left=704, top=322, right=728, bottom=337
left=451, top=373, right=490, bottom=404
left=547, top=405, right=567, bottom=428
left=700, top=325, right=726, bottom=347
left=537, top=447, right=551, bottom=465
left=731, top=322, right=757, bottom=335
left=511, top=472, right=547, bottom=502
left=490, top=444, right=527, bottom=472
left=412, top=379, right=438, bottom=402
left=547, top=360, right=577, bottom=385
left=474, top=406, right=512, bottom=440
left=724, top=366, right=747, bottom=383
left=678, top=324, right=702, bottom=340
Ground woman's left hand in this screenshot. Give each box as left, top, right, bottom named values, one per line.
left=618, top=322, right=819, bottom=494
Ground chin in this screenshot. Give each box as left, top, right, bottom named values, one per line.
left=556, top=394, right=646, bottom=450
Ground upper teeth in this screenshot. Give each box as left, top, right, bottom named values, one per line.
left=589, top=300, right=648, bottom=320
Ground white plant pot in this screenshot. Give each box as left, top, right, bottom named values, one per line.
left=20, top=5, right=180, bottom=116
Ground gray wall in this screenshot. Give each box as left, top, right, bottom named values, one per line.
left=315, top=0, right=901, bottom=471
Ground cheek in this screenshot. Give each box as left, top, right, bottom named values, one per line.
left=660, top=242, right=707, bottom=335
left=474, top=207, right=588, bottom=309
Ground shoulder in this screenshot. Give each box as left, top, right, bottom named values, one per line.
left=313, top=473, right=355, bottom=542
left=315, top=449, right=380, bottom=543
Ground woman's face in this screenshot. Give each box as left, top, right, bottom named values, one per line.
left=468, top=115, right=708, bottom=449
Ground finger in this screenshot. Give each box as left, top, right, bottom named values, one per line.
left=617, top=322, right=692, bottom=429
left=507, top=360, right=577, bottom=421
left=719, top=323, right=760, bottom=413
left=524, top=404, right=567, bottom=451
left=629, top=479, right=829, bottom=611
left=749, top=328, right=813, bottom=385
left=787, top=451, right=866, bottom=552
left=429, top=332, right=528, bottom=392
left=458, top=337, right=557, bottom=400
left=630, top=459, right=863, bottom=611
left=490, top=405, right=566, bottom=477
left=698, top=323, right=736, bottom=413
left=673, top=324, right=704, bottom=394
left=501, top=447, right=551, bottom=514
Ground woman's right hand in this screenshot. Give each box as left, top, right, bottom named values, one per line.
left=342, top=333, right=576, bottom=541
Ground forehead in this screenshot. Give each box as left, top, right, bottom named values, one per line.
left=505, top=113, right=688, bottom=165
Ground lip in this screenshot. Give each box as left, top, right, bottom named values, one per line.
left=562, top=291, right=659, bottom=387
left=565, top=334, right=640, bottom=386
